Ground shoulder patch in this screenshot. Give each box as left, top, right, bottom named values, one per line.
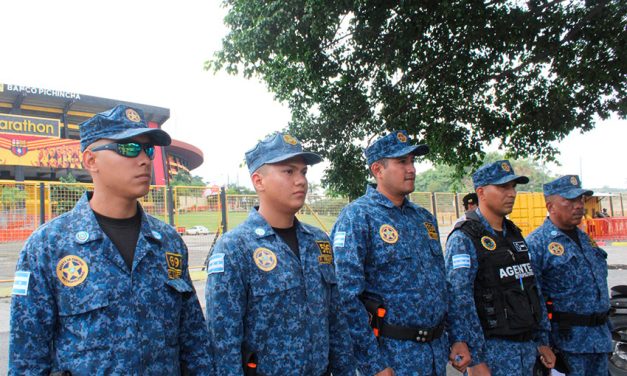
left=333, top=231, right=346, bottom=247
left=316, top=241, right=333, bottom=264
left=11, top=271, right=30, bottom=296
left=452, top=254, right=471, bottom=269
left=207, top=253, right=225, bottom=275
left=424, top=222, right=439, bottom=240
left=166, top=252, right=183, bottom=279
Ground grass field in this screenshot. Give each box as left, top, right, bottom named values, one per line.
left=165, top=211, right=338, bottom=233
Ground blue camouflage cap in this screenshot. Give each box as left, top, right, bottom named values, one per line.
left=245, top=133, right=322, bottom=174
left=543, top=175, right=593, bottom=199
left=472, top=160, right=529, bottom=189
left=365, top=130, right=429, bottom=165
left=80, top=105, right=171, bottom=151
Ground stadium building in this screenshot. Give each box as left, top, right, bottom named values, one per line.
left=0, top=82, right=203, bottom=184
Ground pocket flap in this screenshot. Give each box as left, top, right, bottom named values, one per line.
left=58, top=290, right=109, bottom=317
left=250, top=274, right=301, bottom=297
left=166, top=278, right=193, bottom=293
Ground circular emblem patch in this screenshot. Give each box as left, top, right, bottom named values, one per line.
left=75, top=231, right=89, bottom=243
left=570, top=176, right=578, bottom=185
left=253, top=247, right=277, bottom=272
left=56, top=255, right=89, bottom=287
left=396, top=132, right=407, bottom=143
left=379, top=224, right=399, bottom=244
left=548, top=242, right=565, bottom=256
left=481, top=236, right=497, bottom=251
left=125, top=108, right=141, bottom=122
left=282, top=134, right=298, bottom=145
left=501, top=162, right=511, bottom=172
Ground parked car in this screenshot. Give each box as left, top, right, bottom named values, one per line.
left=185, top=225, right=210, bottom=235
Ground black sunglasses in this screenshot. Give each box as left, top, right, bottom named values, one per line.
left=91, top=142, right=155, bottom=160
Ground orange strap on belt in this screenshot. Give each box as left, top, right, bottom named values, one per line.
left=546, top=300, right=553, bottom=320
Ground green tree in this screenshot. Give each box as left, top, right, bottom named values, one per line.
left=0, top=186, right=27, bottom=211
left=170, top=170, right=206, bottom=186
left=415, top=152, right=557, bottom=192
left=226, top=183, right=255, bottom=195
left=50, top=173, right=88, bottom=215
left=208, top=1, right=625, bottom=198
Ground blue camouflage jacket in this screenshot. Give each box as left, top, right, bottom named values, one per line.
left=445, top=209, right=550, bottom=364
left=526, top=218, right=612, bottom=353
left=330, top=185, right=449, bottom=376
left=9, top=192, right=212, bottom=375
left=205, top=208, right=354, bottom=376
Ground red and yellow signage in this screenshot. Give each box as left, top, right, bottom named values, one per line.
left=0, top=135, right=81, bottom=169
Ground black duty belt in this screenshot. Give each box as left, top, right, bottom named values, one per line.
left=552, top=311, right=609, bottom=327
left=380, top=320, right=446, bottom=342
left=360, top=293, right=445, bottom=343
left=490, top=331, right=534, bottom=342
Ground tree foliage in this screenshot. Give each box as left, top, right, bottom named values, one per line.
left=209, top=0, right=625, bottom=198
left=226, top=183, right=255, bottom=195
left=414, top=152, right=557, bottom=192
left=170, top=170, right=207, bottom=186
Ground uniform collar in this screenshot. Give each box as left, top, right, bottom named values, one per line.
left=366, top=184, right=411, bottom=209
left=542, top=217, right=583, bottom=240
left=475, top=208, right=508, bottom=237
left=70, top=192, right=162, bottom=245
left=246, top=207, right=312, bottom=239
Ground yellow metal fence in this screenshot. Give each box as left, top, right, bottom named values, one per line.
left=2, top=182, right=626, bottom=285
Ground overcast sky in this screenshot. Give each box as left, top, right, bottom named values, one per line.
left=2, top=0, right=625, bottom=189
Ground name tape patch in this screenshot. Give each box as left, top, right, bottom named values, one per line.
left=452, top=254, right=471, bottom=269
left=207, top=253, right=225, bottom=275
left=12, top=271, right=30, bottom=296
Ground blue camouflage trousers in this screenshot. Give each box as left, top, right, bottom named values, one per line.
left=561, top=351, right=608, bottom=376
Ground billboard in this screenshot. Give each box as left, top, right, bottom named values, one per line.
left=0, top=135, right=81, bottom=169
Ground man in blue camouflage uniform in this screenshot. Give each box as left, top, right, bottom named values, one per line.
left=445, top=160, right=555, bottom=376
left=526, top=175, right=612, bottom=376
left=205, top=133, right=354, bottom=376
left=9, top=105, right=213, bottom=375
left=330, top=130, right=470, bottom=376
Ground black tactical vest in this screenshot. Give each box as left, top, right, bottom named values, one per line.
left=453, top=211, right=542, bottom=340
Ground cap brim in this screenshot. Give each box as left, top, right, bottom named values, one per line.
left=107, top=128, right=172, bottom=146
left=491, top=174, right=530, bottom=186
left=557, top=188, right=594, bottom=199
left=387, top=144, right=430, bottom=159
left=265, top=151, right=322, bottom=166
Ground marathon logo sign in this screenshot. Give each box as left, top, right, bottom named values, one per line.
left=2, top=84, right=81, bottom=100
left=498, top=262, right=534, bottom=281
left=0, top=114, right=60, bottom=138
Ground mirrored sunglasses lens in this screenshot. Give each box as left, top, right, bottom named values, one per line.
left=117, top=143, right=142, bottom=157
left=144, top=146, right=155, bottom=159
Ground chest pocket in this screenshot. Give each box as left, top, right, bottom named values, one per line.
left=371, top=240, right=413, bottom=267
left=163, top=278, right=194, bottom=345
left=57, top=287, right=112, bottom=352
left=547, top=248, right=576, bottom=271
left=320, top=265, right=337, bottom=285
left=250, top=268, right=302, bottom=297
